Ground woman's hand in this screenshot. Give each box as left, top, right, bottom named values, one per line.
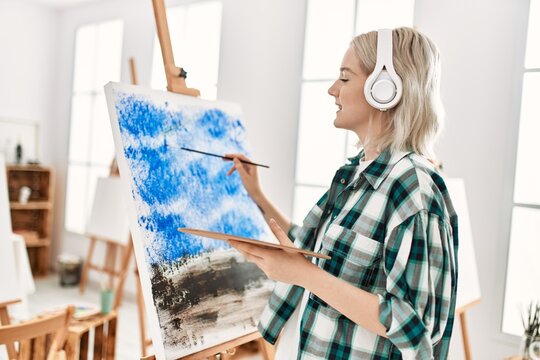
left=225, top=153, right=263, bottom=202
left=227, top=219, right=315, bottom=285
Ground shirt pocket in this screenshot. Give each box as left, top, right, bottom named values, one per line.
left=318, top=223, right=383, bottom=290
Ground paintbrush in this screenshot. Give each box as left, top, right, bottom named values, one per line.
left=180, top=147, right=269, bottom=168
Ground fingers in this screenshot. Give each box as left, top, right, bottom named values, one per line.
left=225, top=154, right=253, bottom=177
left=236, top=248, right=262, bottom=263
left=228, top=240, right=267, bottom=258
left=224, top=153, right=252, bottom=163
left=225, top=159, right=248, bottom=178
left=233, top=158, right=249, bottom=178
left=269, top=218, right=294, bottom=246
left=228, top=240, right=266, bottom=266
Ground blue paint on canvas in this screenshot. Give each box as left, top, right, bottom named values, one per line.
left=114, top=92, right=268, bottom=264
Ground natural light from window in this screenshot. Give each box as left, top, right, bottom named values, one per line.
left=503, top=0, right=540, bottom=336
left=64, top=19, right=123, bottom=234
left=293, top=0, right=414, bottom=223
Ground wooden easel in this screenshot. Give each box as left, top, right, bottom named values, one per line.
left=456, top=299, right=481, bottom=360
left=79, top=165, right=135, bottom=297
left=152, top=0, right=199, bottom=97
left=113, top=56, right=153, bottom=357
left=139, top=1, right=274, bottom=359
left=80, top=55, right=148, bottom=353
left=78, top=235, right=131, bottom=295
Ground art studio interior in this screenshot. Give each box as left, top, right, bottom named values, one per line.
left=0, top=0, right=539, bottom=359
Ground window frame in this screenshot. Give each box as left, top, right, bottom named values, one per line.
left=502, top=0, right=540, bottom=337
left=64, top=19, right=124, bottom=235
left=291, top=0, right=415, bottom=224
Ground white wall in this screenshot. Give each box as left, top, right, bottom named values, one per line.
left=0, top=1, right=59, bottom=163
left=218, top=0, right=305, bottom=215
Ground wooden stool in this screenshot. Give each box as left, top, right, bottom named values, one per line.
left=65, top=311, right=117, bottom=359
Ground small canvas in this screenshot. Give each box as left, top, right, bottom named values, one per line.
left=0, top=154, right=23, bottom=303
left=105, top=83, right=274, bottom=359
left=446, top=178, right=481, bottom=310
left=86, top=177, right=130, bottom=244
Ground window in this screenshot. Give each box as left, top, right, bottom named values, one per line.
left=150, top=0, right=222, bottom=100
left=292, top=0, right=415, bottom=223
left=503, top=0, right=540, bottom=336
left=64, top=19, right=123, bottom=234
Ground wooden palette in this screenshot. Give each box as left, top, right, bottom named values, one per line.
left=178, top=228, right=331, bottom=260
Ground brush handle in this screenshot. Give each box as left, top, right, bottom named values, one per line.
left=180, top=147, right=269, bottom=168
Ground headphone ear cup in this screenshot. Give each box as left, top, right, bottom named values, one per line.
left=371, top=70, right=397, bottom=104
left=364, top=29, right=403, bottom=111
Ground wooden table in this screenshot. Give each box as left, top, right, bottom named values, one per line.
left=65, top=311, right=117, bottom=359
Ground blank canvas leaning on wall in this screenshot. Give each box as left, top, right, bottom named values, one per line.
left=86, top=177, right=130, bottom=244
left=0, top=154, right=23, bottom=303
left=445, top=178, right=481, bottom=311
left=105, top=83, right=274, bottom=360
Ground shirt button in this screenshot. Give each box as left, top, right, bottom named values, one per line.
left=340, top=178, right=346, bottom=184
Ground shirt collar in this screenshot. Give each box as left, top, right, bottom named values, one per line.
left=345, top=148, right=412, bottom=190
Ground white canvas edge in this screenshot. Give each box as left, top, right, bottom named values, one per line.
left=0, top=154, right=24, bottom=304
left=105, top=81, right=243, bottom=118
left=104, top=82, right=167, bottom=360
left=446, top=178, right=482, bottom=309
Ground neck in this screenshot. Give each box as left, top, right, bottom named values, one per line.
left=363, top=147, right=379, bottom=161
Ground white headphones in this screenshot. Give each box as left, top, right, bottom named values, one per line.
left=363, top=29, right=403, bottom=111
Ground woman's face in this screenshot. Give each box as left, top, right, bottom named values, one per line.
left=328, top=45, right=375, bottom=141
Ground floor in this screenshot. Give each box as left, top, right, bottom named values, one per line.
left=1, top=275, right=263, bottom=360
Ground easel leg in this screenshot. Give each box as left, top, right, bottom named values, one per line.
left=113, top=239, right=134, bottom=309
left=135, top=267, right=151, bottom=356
left=79, top=237, right=97, bottom=294
left=256, top=338, right=275, bottom=360
left=460, top=312, right=472, bottom=360
left=105, top=242, right=118, bottom=290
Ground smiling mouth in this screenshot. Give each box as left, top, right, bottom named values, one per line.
left=335, top=104, right=342, bottom=111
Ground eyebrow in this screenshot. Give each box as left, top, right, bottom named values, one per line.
left=340, top=67, right=357, bottom=75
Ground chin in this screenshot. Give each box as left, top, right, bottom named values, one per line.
left=333, top=117, right=344, bottom=129
left=333, top=117, right=351, bottom=131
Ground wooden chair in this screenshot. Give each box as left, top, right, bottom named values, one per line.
left=0, top=299, right=22, bottom=358
left=0, top=305, right=74, bottom=360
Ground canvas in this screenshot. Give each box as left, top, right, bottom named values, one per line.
left=86, top=177, right=130, bottom=245
left=0, top=154, right=23, bottom=304
left=105, top=83, right=274, bottom=359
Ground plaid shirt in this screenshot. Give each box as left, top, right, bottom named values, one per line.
left=258, top=149, right=458, bottom=359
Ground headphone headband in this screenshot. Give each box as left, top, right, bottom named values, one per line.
left=363, top=29, right=403, bottom=111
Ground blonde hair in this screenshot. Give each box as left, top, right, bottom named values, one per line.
left=351, top=27, right=444, bottom=158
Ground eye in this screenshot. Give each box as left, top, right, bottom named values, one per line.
left=339, top=78, right=349, bottom=82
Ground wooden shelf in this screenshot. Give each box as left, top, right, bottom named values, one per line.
left=10, top=201, right=52, bottom=210
left=6, top=164, right=51, bottom=172
left=7, top=166, right=54, bottom=276
left=25, top=237, right=50, bottom=248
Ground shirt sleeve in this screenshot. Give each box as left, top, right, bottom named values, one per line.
left=377, top=210, right=457, bottom=359
left=287, top=223, right=301, bottom=241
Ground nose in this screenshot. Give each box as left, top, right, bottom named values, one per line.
left=328, top=81, right=338, bottom=98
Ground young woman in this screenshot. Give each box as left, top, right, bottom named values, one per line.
left=226, top=27, right=458, bottom=359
